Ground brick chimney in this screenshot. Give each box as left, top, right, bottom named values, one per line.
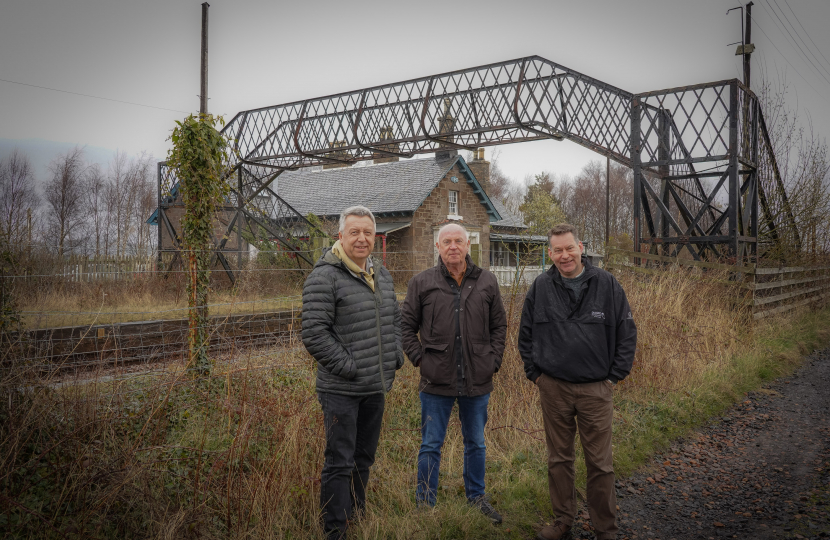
left=435, top=98, right=458, bottom=161
left=323, top=140, right=351, bottom=170
left=467, top=148, right=490, bottom=194
left=372, top=126, right=400, bottom=164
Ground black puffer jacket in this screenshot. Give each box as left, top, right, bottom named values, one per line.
left=518, top=255, right=637, bottom=384
left=302, top=249, right=404, bottom=396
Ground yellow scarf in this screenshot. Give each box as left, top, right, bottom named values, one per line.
left=331, top=240, right=375, bottom=291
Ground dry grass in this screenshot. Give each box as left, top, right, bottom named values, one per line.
left=14, top=266, right=308, bottom=329
left=1, top=266, right=828, bottom=539
left=617, top=267, right=750, bottom=393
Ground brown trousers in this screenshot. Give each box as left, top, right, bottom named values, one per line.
left=538, top=375, right=617, bottom=539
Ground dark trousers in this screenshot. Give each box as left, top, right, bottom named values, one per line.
left=538, top=375, right=617, bottom=540
left=317, top=391, right=385, bottom=538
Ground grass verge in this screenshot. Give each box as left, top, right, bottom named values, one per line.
left=2, top=268, right=829, bottom=539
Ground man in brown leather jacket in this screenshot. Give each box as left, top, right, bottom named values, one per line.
left=401, top=223, right=507, bottom=523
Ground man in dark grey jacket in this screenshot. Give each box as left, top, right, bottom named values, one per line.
left=302, top=205, right=404, bottom=540
left=401, top=223, right=507, bottom=523
left=519, top=224, right=636, bottom=540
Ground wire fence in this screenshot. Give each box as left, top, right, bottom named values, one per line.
left=5, top=246, right=828, bottom=383
left=0, top=246, right=547, bottom=383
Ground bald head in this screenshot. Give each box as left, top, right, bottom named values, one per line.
left=437, top=223, right=469, bottom=242
left=436, top=223, right=470, bottom=268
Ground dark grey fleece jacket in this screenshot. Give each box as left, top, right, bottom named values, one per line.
left=301, top=248, right=404, bottom=396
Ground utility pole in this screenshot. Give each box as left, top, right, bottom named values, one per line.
left=727, top=2, right=754, bottom=88
left=743, top=2, right=753, bottom=88
left=605, top=156, right=610, bottom=249
left=200, top=2, right=209, bottom=116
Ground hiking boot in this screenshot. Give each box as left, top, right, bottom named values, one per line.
left=469, top=494, right=503, bottom=524
left=536, top=520, right=572, bottom=540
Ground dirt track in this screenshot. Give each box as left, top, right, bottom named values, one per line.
left=566, top=348, right=830, bottom=540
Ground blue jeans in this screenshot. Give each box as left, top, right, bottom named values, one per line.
left=416, top=391, right=490, bottom=505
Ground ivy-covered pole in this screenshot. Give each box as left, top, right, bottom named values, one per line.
left=166, top=114, right=230, bottom=376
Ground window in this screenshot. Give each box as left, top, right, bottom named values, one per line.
left=448, top=190, right=458, bottom=215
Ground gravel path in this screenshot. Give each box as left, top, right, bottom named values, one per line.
left=570, top=347, right=830, bottom=540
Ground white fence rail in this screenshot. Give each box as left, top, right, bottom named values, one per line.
left=491, top=265, right=546, bottom=286
left=60, top=256, right=156, bottom=282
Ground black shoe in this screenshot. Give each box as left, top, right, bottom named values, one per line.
left=469, top=494, right=503, bottom=524
left=325, top=529, right=346, bottom=540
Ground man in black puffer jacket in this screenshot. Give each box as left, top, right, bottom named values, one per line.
left=302, top=205, right=404, bottom=540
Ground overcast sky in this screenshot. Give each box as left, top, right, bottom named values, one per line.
left=2, top=0, right=829, bottom=185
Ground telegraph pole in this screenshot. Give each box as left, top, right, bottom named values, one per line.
left=743, top=2, right=753, bottom=88
left=727, top=2, right=754, bottom=88
left=199, top=3, right=209, bottom=115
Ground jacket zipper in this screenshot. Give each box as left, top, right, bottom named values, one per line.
left=342, top=258, right=387, bottom=394
left=374, top=287, right=387, bottom=394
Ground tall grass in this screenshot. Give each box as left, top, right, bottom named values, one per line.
left=12, top=263, right=307, bottom=329
left=1, top=267, right=828, bottom=539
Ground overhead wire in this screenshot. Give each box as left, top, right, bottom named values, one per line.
left=764, top=0, right=830, bottom=87
left=0, top=77, right=191, bottom=114
left=782, top=0, right=830, bottom=77
left=775, top=0, right=830, bottom=81
left=732, top=0, right=827, bottom=100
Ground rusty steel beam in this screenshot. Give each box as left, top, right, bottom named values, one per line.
left=156, top=55, right=797, bottom=269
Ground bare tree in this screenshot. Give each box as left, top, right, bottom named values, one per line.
left=487, top=150, right=512, bottom=201
left=757, top=70, right=830, bottom=259
left=44, top=148, right=86, bottom=256
left=557, top=160, right=633, bottom=252
left=105, top=151, right=131, bottom=258
left=0, top=149, right=40, bottom=252
left=83, top=163, right=106, bottom=257
left=127, top=153, right=157, bottom=256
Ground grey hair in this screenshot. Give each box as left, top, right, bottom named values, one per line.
left=437, top=222, right=469, bottom=242
left=339, top=205, right=376, bottom=232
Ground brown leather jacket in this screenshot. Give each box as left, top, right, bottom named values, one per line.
left=401, top=255, right=507, bottom=396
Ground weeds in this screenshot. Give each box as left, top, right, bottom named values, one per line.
left=1, top=267, right=829, bottom=539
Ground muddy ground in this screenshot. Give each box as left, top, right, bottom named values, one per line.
left=568, top=347, right=830, bottom=540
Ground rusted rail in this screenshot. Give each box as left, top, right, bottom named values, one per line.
left=3, top=309, right=301, bottom=375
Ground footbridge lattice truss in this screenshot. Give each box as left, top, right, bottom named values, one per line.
left=158, top=55, right=799, bottom=278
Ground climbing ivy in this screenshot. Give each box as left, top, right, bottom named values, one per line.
left=166, top=114, right=231, bottom=376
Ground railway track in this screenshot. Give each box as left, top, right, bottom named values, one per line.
left=3, top=309, right=301, bottom=375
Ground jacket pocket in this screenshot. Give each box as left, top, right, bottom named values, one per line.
left=470, top=341, right=495, bottom=386
left=420, top=341, right=452, bottom=385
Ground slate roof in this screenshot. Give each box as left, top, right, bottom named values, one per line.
left=490, top=198, right=527, bottom=229
left=276, top=156, right=500, bottom=221
left=276, top=158, right=449, bottom=217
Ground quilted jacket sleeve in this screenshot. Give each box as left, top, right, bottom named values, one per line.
left=301, top=268, right=357, bottom=380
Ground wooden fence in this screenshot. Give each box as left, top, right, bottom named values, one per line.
left=605, top=248, right=830, bottom=320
